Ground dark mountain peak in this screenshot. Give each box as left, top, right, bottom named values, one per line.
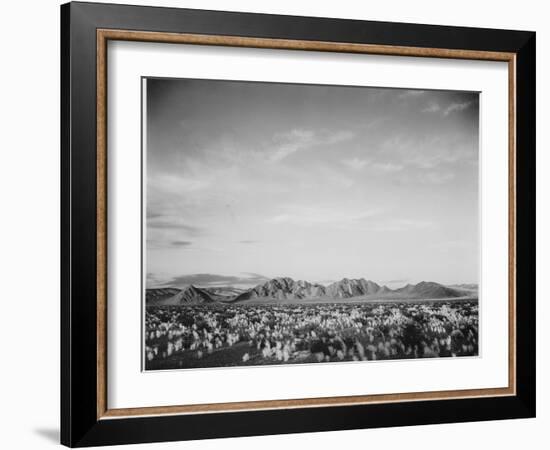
left=178, top=285, right=215, bottom=304
left=149, top=276, right=473, bottom=305
left=266, top=277, right=295, bottom=288
left=146, top=285, right=216, bottom=306
left=272, top=276, right=293, bottom=281
left=416, top=281, right=440, bottom=288
left=395, top=283, right=416, bottom=293
left=326, top=278, right=381, bottom=298
left=233, top=276, right=326, bottom=302
left=397, top=281, right=463, bottom=299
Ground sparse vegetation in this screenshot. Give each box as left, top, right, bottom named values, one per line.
left=145, top=299, right=478, bottom=370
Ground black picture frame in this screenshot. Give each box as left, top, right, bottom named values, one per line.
left=61, top=1, right=536, bottom=447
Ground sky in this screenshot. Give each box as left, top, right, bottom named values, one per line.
left=145, top=78, right=479, bottom=289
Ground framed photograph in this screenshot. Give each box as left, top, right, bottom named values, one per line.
left=61, top=2, right=536, bottom=447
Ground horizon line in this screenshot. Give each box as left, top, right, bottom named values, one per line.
left=146, top=275, right=478, bottom=291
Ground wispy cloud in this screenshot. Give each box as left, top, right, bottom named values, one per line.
left=406, top=148, right=474, bottom=170
left=422, top=100, right=473, bottom=117
left=147, top=272, right=171, bottom=287
left=443, top=101, right=472, bottom=116
left=398, top=90, right=425, bottom=99
left=147, top=215, right=205, bottom=250
left=268, top=128, right=355, bottom=162
left=269, top=128, right=315, bottom=161
left=147, top=238, right=195, bottom=250
left=422, top=102, right=441, bottom=113
left=161, top=272, right=270, bottom=288
left=327, top=130, right=356, bottom=144
left=382, top=134, right=477, bottom=171
left=342, top=158, right=403, bottom=173
left=171, top=240, right=192, bottom=247
left=372, top=162, right=404, bottom=173
left=147, top=217, right=204, bottom=234
left=243, top=272, right=268, bottom=279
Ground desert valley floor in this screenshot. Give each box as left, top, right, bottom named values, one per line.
left=144, top=278, right=479, bottom=370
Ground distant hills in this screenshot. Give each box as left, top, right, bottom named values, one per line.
left=144, top=288, right=181, bottom=305
left=204, top=286, right=246, bottom=301
left=391, top=281, right=466, bottom=299
left=449, top=283, right=478, bottom=291
left=233, top=278, right=327, bottom=302
left=326, top=278, right=382, bottom=298
left=146, top=277, right=476, bottom=306
left=146, top=285, right=216, bottom=306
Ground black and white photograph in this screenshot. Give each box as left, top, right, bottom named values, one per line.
left=143, top=77, right=480, bottom=371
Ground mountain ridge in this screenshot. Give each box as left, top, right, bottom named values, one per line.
left=147, top=285, right=216, bottom=306
left=146, top=277, right=475, bottom=305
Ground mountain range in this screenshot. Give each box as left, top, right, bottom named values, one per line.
left=145, top=277, right=476, bottom=306
left=146, top=285, right=216, bottom=306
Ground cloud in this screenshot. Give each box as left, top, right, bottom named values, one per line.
left=398, top=90, right=425, bottom=99
left=147, top=218, right=204, bottom=234
left=443, top=101, right=472, bottom=116
left=422, top=102, right=441, bottom=113
left=422, top=100, right=473, bottom=116
left=242, top=272, right=268, bottom=279
left=372, top=162, right=404, bottom=173
left=239, top=240, right=259, bottom=244
left=383, top=134, right=477, bottom=170
left=268, top=128, right=355, bottom=162
left=147, top=238, right=195, bottom=250
left=327, top=130, right=356, bottom=144
left=407, top=151, right=472, bottom=170
left=171, top=240, right=192, bottom=247
left=147, top=216, right=205, bottom=249
left=147, top=272, right=170, bottom=286
left=342, top=159, right=403, bottom=173
left=342, top=157, right=369, bottom=170
left=269, top=128, right=316, bottom=161
left=163, top=272, right=270, bottom=288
